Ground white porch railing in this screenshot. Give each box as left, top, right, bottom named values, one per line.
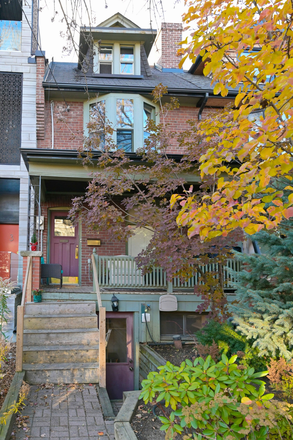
left=92, top=253, right=241, bottom=289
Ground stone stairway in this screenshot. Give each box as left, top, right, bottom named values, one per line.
left=22, top=301, right=100, bottom=384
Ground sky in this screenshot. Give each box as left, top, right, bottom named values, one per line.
left=38, top=0, right=186, bottom=63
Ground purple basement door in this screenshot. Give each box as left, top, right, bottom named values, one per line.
left=105, top=312, right=134, bottom=399
left=50, top=211, right=79, bottom=280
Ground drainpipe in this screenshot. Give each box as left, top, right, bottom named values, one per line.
left=51, top=101, right=54, bottom=149
left=198, top=93, right=209, bottom=120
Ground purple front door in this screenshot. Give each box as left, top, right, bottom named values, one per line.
left=105, top=312, right=134, bottom=399
left=50, top=211, right=79, bottom=278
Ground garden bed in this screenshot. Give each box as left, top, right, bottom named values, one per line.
left=0, top=343, right=16, bottom=409
left=132, top=343, right=196, bottom=440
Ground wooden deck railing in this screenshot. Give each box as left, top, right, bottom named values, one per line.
left=92, top=253, right=241, bottom=290
left=91, top=254, right=106, bottom=388
left=16, top=256, right=32, bottom=372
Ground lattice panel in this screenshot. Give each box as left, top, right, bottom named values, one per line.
left=0, top=72, right=22, bottom=164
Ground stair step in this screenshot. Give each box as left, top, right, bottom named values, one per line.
left=23, top=345, right=99, bottom=364
left=24, top=315, right=98, bottom=330
left=23, top=362, right=100, bottom=384
left=25, top=301, right=96, bottom=316
left=23, top=328, right=99, bottom=346
left=41, top=292, right=97, bottom=302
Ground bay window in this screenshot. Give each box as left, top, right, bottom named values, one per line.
left=84, top=94, right=157, bottom=152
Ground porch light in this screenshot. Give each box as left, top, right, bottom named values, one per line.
left=111, top=294, right=119, bottom=312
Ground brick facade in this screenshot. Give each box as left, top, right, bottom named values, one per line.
left=37, top=100, right=84, bottom=150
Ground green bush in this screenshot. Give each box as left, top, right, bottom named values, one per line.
left=195, top=320, right=268, bottom=371
left=140, top=354, right=293, bottom=440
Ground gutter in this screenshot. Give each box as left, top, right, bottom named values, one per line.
left=42, top=82, right=238, bottom=98
left=198, top=93, right=209, bottom=120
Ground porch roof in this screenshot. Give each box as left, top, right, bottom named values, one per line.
left=20, top=148, right=201, bottom=182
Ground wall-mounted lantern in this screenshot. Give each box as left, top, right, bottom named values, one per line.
left=111, top=294, right=119, bottom=312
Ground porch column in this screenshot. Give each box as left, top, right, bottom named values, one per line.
left=20, top=251, right=42, bottom=302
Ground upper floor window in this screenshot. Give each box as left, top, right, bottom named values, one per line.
left=120, top=47, right=134, bottom=74
left=85, top=94, right=157, bottom=152
left=93, top=42, right=140, bottom=76
left=0, top=0, right=22, bottom=51
left=96, top=45, right=113, bottom=74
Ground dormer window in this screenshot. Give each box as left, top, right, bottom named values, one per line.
left=93, top=42, right=140, bottom=76
left=120, top=47, right=134, bottom=74
left=98, top=46, right=113, bottom=74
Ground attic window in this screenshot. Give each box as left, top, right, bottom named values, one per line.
left=93, top=42, right=140, bottom=75
left=95, top=45, right=113, bottom=74
left=120, top=47, right=134, bottom=74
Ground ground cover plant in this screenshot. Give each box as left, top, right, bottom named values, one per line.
left=141, top=354, right=293, bottom=440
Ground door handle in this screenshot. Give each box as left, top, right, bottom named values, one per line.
left=75, top=245, right=78, bottom=259
left=129, top=367, right=134, bottom=371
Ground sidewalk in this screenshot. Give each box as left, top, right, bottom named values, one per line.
left=11, top=384, right=115, bottom=440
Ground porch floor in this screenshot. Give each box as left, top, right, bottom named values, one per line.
left=40, top=284, right=170, bottom=295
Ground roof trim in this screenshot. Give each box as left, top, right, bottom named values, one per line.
left=42, top=81, right=238, bottom=97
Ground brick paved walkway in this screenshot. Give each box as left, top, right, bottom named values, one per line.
left=11, top=384, right=115, bottom=440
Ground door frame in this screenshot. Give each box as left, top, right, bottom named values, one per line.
left=105, top=311, right=135, bottom=399
left=47, top=207, right=82, bottom=283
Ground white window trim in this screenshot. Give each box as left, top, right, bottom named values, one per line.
left=84, top=93, right=158, bottom=152
left=93, top=41, right=141, bottom=75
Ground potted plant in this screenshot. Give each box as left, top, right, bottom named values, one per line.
left=33, top=289, right=42, bottom=303
left=30, top=232, right=38, bottom=251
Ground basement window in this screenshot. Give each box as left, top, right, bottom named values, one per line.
left=0, top=0, right=22, bottom=51
left=160, top=312, right=207, bottom=340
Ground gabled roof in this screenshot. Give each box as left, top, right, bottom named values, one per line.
left=78, top=12, right=156, bottom=69
left=97, top=12, right=140, bottom=29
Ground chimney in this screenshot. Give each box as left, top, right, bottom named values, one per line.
left=155, top=22, right=183, bottom=69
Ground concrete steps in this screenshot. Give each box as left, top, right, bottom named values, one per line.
left=23, top=301, right=100, bottom=384
left=41, top=291, right=97, bottom=302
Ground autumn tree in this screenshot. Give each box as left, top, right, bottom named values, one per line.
left=70, top=85, right=242, bottom=319
left=173, top=0, right=293, bottom=240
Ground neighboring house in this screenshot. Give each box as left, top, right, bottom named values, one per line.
left=20, top=13, right=244, bottom=397
left=0, top=0, right=42, bottom=283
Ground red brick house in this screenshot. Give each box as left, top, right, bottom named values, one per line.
left=20, top=13, right=242, bottom=396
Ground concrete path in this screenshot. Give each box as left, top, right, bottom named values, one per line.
left=11, top=384, right=115, bottom=440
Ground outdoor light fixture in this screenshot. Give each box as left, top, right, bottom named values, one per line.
left=111, top=294, right=119, bottom=312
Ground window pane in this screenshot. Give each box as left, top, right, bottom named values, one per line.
left=120, top=47, right=134, bottom=61
left=90, top=100, right=106, bottom=122
left=117, top=130, right=132, bottom=152
left=186, top=314, right=207, bottom=334
left=106, top=318, right=127, bottom=363
left=120, top=63, right=134, bottom=74
left=89, top=101, right=106, bottom=149
left=100, top=64, right=112, bottom=74
left=116, top=99, right=133, bottom=128
left=143, top=103, right=155, bottom=143
left=54, top=217, right=75, bottom=237
left=99, top=46, right=113, bottom=61
left=160, top=312, right=183, bottom=336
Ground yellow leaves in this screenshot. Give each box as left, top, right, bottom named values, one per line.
left=244, top=223, right=264, bottom=235
left=260, top=147, right=275, bottom=160
left=170, top=194, right=183, bottom=209
left=242, top=397, right=253, bottom=405
left=235, top=92, right=246, bottom=108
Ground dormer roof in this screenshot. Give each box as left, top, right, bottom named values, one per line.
left=78, top=12, right=156, bottom=70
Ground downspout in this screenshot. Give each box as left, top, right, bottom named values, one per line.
left=51, top=101, right=54, bottom=149
left=198, top=93, right=209, bottom=120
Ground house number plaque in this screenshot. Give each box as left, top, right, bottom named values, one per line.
left=87, top=239, right=101, bottom=246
